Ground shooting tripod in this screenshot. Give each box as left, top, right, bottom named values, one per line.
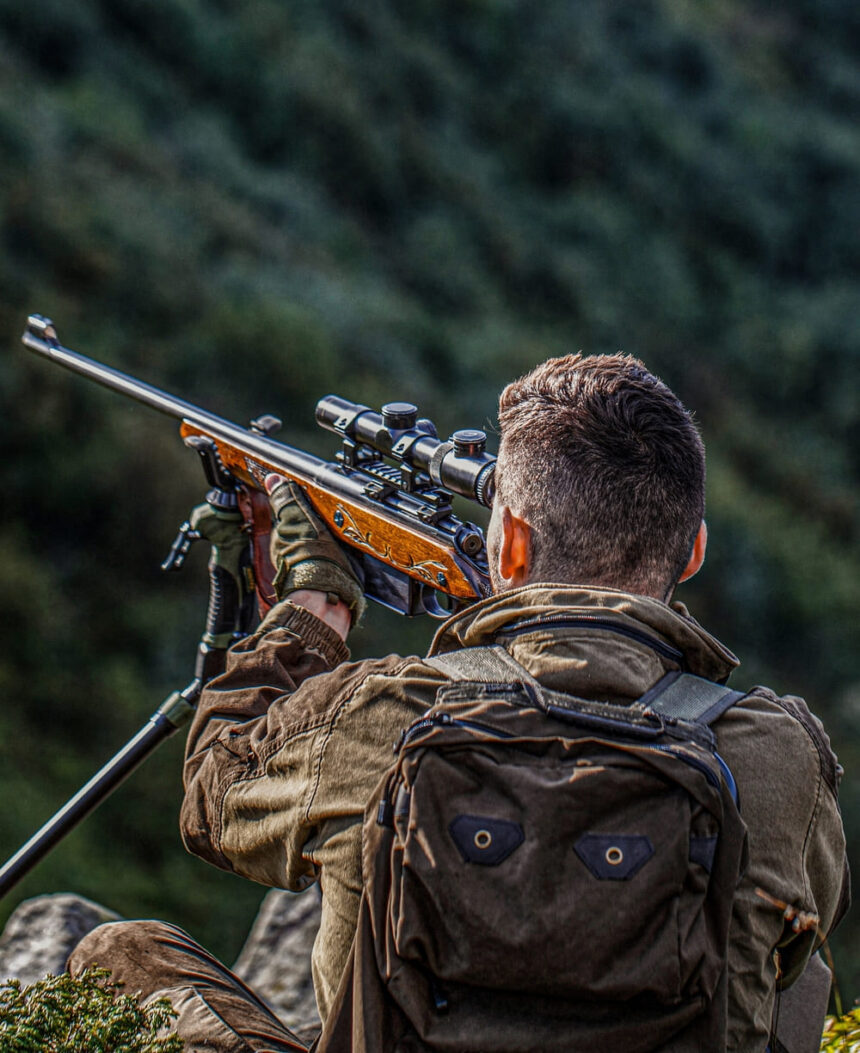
left=0, top=444, right=256, bottom=898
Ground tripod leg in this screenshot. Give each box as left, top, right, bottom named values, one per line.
left=0, top=474, right=257, bottom=900
left=0, top=688, right=196, bottom=899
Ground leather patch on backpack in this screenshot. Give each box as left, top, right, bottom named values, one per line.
left=574, top=833, right=654, bottom=880
left=449, top=815, right=525, bottom=866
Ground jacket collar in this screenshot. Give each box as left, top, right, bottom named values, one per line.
left=429, top=583, right=739, bottom=700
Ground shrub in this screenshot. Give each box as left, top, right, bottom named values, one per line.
left=0, top=967, right=183, bottom=1052
left=822, top=1007, right=860, bottom=1051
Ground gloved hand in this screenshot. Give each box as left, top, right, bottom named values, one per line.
left=189, top=501, right=246, bottom=553
left=266, top=475, right=366, bottom=624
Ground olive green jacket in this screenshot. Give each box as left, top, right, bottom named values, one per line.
left=181, top=584, right=848, bottom=1050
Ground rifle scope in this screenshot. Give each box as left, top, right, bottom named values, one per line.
left=316, top=395, right=496, bottom=509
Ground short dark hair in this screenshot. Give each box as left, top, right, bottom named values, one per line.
left=496, top=354, right=705, bottom=597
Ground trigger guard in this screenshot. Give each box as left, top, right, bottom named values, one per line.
left=419, top=586, right=454, bottom=620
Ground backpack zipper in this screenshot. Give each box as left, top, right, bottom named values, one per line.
left=397, top=712, right=513, bottom=752
left=397, top=714, right=737, bottom=804
left=500, top=614, right=686, bottom=666
left=644, top=743, right=739, bottom=805
left=382, top=715, right=515, bottom=822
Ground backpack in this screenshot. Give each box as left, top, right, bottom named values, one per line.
left=317, top=645, right=749, bottom=1053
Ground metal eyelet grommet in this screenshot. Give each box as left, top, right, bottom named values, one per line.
left=474, top=829, right=493, bottom=850
left=605, top=846, right=624, bottom=866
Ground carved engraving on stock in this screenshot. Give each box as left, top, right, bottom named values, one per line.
left=311, top=490, right=475, bottom=599
left=244, top=457, right=269, bottom=485
left=334, top=503, right=448, bottom=583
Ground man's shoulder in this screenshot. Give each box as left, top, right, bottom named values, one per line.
left=716, top=684, right=841, bottom=802
left=285, top=650, right=447, bottom=729
left=320, top=651, right=448, bottom=693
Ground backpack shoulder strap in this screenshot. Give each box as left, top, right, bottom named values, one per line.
left=638, top=671, right=746, bottom=727
left=425, top=645, right=540, bottom=688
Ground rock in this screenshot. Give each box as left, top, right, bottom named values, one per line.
left=232, top=886, right=322, bottom=1040
left=0, top=887, right=322, bottom=1041
left=0, top=893, right=120, bottom=986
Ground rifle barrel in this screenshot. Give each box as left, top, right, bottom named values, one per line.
left=21, top=314, right=323, bottom=482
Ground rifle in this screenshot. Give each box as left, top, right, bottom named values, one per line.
left=23, top=314, right=494, bottom=619
left=0, top=314, right=495, bottom=897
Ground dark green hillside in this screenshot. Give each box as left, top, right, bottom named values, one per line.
left=0, top=0, right=857, bottom=993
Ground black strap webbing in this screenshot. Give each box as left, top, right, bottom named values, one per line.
left=426, top=647, right=746, bottom=729
left=638, top=671, right=746, bottom=727
left=425, top=645, right=542, bottom=688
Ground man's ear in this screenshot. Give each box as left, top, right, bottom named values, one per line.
left=678, top=520, right=707, bottom=584
left=498, top=506, right=533, bottom=588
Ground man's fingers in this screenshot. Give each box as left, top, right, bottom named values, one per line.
left=265, top=475, right=294, bottom=517
left=266, top=477, right=312, bottom=522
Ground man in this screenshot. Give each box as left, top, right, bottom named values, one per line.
left=72, top=354, right=848, bottom=1051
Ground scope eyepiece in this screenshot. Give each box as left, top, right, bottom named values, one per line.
left=316, top=395, right=496, bottom=508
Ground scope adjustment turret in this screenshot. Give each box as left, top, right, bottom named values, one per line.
left=452, top=429, right=487, bottom=457
left=382, top=402, right=418, bottom=430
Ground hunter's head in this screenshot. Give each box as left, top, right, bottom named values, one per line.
left=487, top=353, right=707, bottom=601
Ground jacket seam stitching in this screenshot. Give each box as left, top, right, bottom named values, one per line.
left=211, top=759, right=238, bottom=872
left=798, top=765, right=824, bottom=911
left=769, top=694, right=839, bottom=804
left=214, top=723, right=327, bottom=875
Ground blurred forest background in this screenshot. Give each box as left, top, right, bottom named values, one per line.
left=0, top=0, right=857, bottom=1000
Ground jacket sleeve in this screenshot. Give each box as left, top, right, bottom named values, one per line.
left=717, top=688, right=848, bottom=1050
left=179, top=599, right=354, bottom=890
left=771, top=693, right=850, bottom=981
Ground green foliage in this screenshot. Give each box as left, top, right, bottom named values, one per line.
left=822, top=1008, right=860, bottom=1052
left=0, top=968, right=182, bottom=1052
